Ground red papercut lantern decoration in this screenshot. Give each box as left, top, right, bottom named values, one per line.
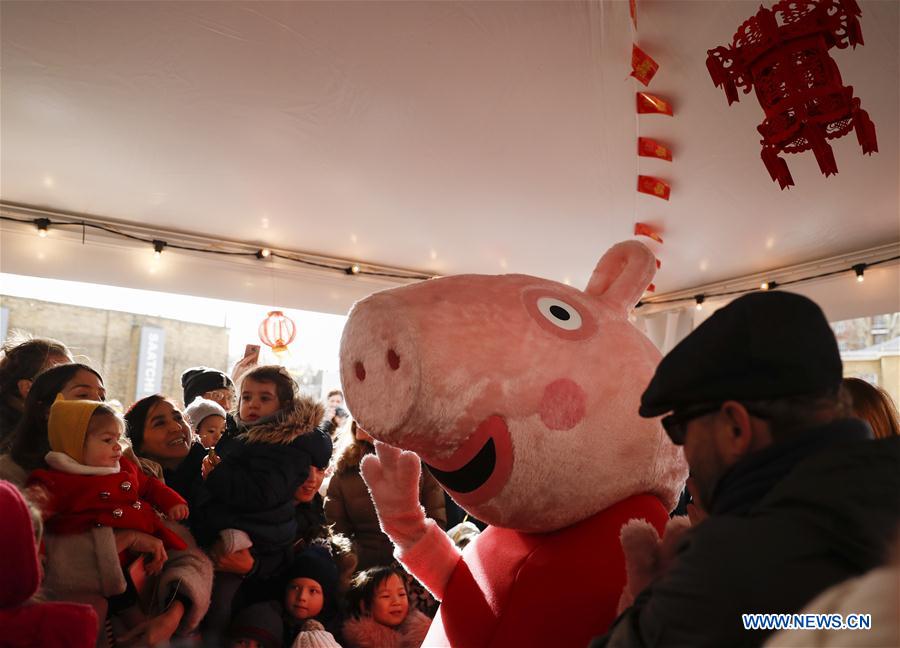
left=706, top=0, right=877, bottom=190
left=259, top=311, right=297, bottom=354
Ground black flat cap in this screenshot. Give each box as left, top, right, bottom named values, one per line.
left=639, top=291, right=842, bottom=417
left=181, top=366, right=233, bottom=406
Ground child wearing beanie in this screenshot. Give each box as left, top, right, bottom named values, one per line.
left=186, top=396, right=228, bottom=449
left=27, top=396, right=189, bottom=559
left=281, top=546, right=344, bottom=648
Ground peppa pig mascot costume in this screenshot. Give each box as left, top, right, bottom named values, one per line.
left=339, top=241, right=687, bottom=647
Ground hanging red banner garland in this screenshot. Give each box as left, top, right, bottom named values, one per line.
left=636, top=92, right=673, bottom=116
left=638, top=175, right=671, bottom=200
left=630, top=44, right=659, bottom=86
left=706, top=0, right=877, bottom=189
left=638, top=137, right=672, bottom=161
left=634, top=222, right=663, bottom=244
left=630, top=0, right=637, bottom=29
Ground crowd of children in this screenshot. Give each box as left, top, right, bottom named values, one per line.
left=0, top=336, right=454, bottom=647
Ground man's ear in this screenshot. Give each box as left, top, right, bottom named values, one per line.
left=719, top=401, right=754, bottom=456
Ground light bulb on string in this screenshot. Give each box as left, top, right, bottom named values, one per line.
left=695, top=295, right=705, bottom=311
left=152, top=240, right=167, bottom=259
left=345, top=264, right=361, bottom=275
left=257, top=248, right=272, bottom=259
left=853, top=264, right=866, bottom=283
left=35, top=218, right=50, bottom=238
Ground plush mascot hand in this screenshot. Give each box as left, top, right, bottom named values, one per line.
left=361, top=441, right=428, bottom=547
left=617, top=516, right=692, bottom=613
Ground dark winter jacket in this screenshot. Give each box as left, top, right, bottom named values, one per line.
left=592, top=418, right=900, bottom=648
left=163, top=441, right=207, bottom=507
left=342, top=608, right=432, bottom=648
left=294, top=493, right=328, bottom=550
left=325, top=440, right=447, bottom=570
left=192, top=397, right=325, bottom=578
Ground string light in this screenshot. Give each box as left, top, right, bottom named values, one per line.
left=152, top=239, right=167, bottom=259
left=695, top=295, right=705, bottom=311
left=3, top=212, right=894, bottom=289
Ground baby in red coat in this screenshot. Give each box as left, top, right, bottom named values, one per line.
left=28, top=396, right=189, bottom=571
left=28, top=396, right=191, bottom=631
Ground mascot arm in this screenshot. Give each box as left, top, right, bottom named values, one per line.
left=361, top=441, right=461, bottom=599
left=617, top=516, right=692, bottom=613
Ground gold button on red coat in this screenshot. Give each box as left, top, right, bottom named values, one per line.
left=99, top=491, right=110, bottom=499
left=120, top=481, right=132, bottom=491
left=112, top=508, right=123, bottom=518
left=132, top=501, right=142, bottom=510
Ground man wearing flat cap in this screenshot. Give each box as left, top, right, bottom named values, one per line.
left=591, top=291, right=900, bottom=648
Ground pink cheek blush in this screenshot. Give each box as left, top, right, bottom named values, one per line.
left=539, top=379, right=587, bottom=430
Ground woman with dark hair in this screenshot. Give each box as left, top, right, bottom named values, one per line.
left=0, top=367, right=212, bottom=646
left=125, top=393, right=255, bottom=645
left=0, top=363, right=104, bottom=484
left=843, top=377, right=900, bottom=439
left=0, top=336, right=72, bottom=443
left=125, top=394, right=207, bottom=504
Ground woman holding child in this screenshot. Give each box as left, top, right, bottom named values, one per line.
left=0, top=362, right=213, bottom=647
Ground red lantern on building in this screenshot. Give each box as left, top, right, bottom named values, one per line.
left=259, top=311, right=297, bottom=354
left=706, top=0, right=877, bottom=189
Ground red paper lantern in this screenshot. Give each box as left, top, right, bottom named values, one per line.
left=706, top=0, right=877, bottom=189
left=259, top=311, right=297, bottom=354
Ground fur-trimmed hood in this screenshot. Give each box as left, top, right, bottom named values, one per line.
left=236, top=396, right=324, bottom=446
left=342, top=609, right=431, bottom=648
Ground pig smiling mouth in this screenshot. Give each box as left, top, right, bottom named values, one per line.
left=422, top=415, right=508, bottom=496
left=424, top=438, right=496, bottom=494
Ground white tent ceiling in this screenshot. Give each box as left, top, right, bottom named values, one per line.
left=1, top=0, right=898, bottom=315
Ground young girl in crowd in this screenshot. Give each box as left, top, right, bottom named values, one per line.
left=342, top=566, right=431, bottom=648
left=185, top=396, right=228, bottom=449
left=195, top=365, right=332, bottom=580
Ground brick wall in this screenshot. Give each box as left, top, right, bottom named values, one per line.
left=1, top=294, right=229, bottom=408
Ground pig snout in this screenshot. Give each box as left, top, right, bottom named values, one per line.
left=340, top=294, right=422, bottom=438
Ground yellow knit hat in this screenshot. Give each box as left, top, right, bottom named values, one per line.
left=47, top=395, right=105, bottom=464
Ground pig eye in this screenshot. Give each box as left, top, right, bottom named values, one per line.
left=535, top=297, right=583, bottom=331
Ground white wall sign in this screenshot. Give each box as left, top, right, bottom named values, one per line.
left=135, top=325, right=166, bottom=401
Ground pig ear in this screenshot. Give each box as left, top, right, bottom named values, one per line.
left=585, top=241, right=656, bottom=311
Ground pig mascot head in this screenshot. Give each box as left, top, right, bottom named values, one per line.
left=340, top=241, right=686, bottom=533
